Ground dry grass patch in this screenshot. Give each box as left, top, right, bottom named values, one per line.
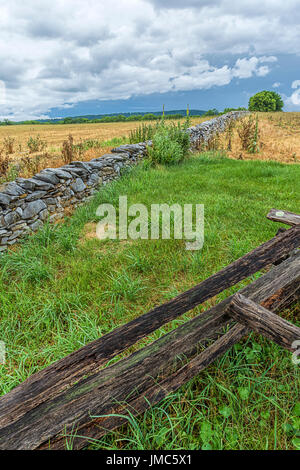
left=225, top=112, right=300, bottom=163
left=0, top=117, right=207, bottom=179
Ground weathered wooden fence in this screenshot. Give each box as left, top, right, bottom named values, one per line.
left=0, top=209, right=299, bottom=450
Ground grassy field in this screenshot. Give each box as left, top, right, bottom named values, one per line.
left=0, top=152, right=299, bottom=450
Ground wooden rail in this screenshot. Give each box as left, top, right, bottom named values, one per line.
left=0, top=210, right=299, bottom=450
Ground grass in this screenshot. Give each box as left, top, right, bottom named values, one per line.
left=0, top=152, right=299, bottom=450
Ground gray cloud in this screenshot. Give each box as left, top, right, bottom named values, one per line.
left=0, top=0, right=299, bottom=119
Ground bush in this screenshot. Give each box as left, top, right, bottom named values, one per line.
left=248, top=91, right=283, bottom=112
left=147, top=121, right=190, bottom=166
left=27, top=135, right=47, bottom=153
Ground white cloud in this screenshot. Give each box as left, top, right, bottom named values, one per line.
left=272, top=82, right=281, bottom=88
left=286, top=89, right=300, bottom=106
left=291, top=80, right=300, bottom=89
left=284, top=80, right=300, bottom=109
left=0, top=0, right=297, bottom=119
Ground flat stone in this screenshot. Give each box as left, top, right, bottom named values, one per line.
left=25, top=191, right=47, bottom=202
left=4, top=211, right=20, bottom=226
left=0, top=229, right=11, bottom=236
left=8, top=230, right=24, bottom=241
left=34, top=172, right=60, bottom=185
left=4, top=182, right=26, bottom=197
left=23, top=200, right=47, bottom=219
left=0, top=193, right=12, bottom=206
left=15, top=178, right=36, bottom=191
left=30, top=178, right=54, bottom=191
left=44, top=168, right=72, bottom=180
left=44, top=197, right=57, bottom=206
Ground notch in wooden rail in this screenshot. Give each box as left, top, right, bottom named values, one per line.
left=228, top=293, right=300, bottom=352
left=267, top=209, right=300, bottom=226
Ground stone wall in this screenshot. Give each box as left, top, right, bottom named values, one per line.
left=0, top=111, right=248, bottom=251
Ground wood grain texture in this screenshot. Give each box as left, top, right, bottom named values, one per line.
left=267, top=209, right=300, bottom=226
left=228, top=293, right=300, bottom=351
left=0, top=252, right=299, bottom=450
left=0, top=224, right=299, bottom=433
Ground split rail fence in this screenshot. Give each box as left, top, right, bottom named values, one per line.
left=0, top=208, right=299, bottom=450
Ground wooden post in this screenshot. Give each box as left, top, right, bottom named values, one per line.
left=228, top=293, right=300, bottom=351
left=267, top=209, right=300, bottom=226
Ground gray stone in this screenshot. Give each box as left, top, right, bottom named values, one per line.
left=29, top=220, right=43, bottom=232
left=15, top=178, right=36, bottom=191
left=4, top=182, right=26, bottom=196
left=25, top=191, right=47, bottom=202
left=8, top=230, right=24, bottom=240
left=30, top=178, right=54, bottom=191
left=23, top=200, right=47, bottom=219
left=44, top=197, right=57, bottom=206
left=15, top=207, right=23, bottom=217
left=4, top=211, right=20, bottom=226
left=69, top=161, right=92, bottom=172
left=71, top=178, right=86, bottom=193
left=0, top=193, right=12, bottom=206
left=88, top=161, right=105, bottom=169
left=44, top=168, right=72, bottom=180
left=0, top=229, right=11, bottom=236
left=87, top=174, right=101, bottom=186
left=34, top=172, right=60, bottom=185
left=39, top=209, right=49, bottom=221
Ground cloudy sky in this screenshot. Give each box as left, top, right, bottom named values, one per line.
left=0, top=0, right=300, bottom=120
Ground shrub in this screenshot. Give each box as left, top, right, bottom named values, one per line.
left=27, top=135, right=47, bottom=153
left=248, top=91, right=283, bottom=112
left=147, top=121, right=190, bottom=166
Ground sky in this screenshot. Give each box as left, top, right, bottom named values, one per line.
left=0, top=0, right=300, bottom=120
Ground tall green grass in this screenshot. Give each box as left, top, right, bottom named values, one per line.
left=0, top=153, right=299, bottom=449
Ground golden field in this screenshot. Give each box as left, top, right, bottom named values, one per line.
left=0, top=112, right=299, bottom=180
left=225, top=112, right=300, bottom=163
left=0, top=117, right=206, bottom=168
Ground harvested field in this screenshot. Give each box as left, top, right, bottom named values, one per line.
left=225, top=112, right=300, bottom=164
left=0, top=113, right=299, bottom=182
left=0, top=117, right=207, bottom=178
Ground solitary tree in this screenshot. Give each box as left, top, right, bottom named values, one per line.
left=248, top=91, right=283, bottom=112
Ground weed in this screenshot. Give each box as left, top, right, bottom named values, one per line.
left=27, top=135, right=47, bottom=153
left=0, top=148, right=10, bottom=177
left=237, top=115, right=260, bottom=153
left=62, top=134, right=75, bottom=164
left=3, top=136, right=15, bottom=154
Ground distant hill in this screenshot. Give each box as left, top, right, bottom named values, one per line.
left=33, top=109, right=206, bottom=124
left=2, top=110, right=205, bottom=125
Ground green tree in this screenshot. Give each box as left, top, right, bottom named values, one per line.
left=248, top=91, right=283, bottom=112
left=204, top=109, right=219, bottom=116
